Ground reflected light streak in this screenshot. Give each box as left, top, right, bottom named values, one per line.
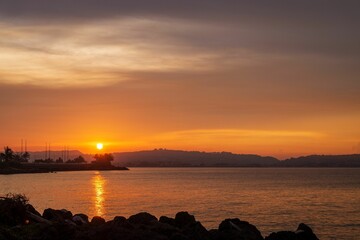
left=92, top=172, right=106, bottom=217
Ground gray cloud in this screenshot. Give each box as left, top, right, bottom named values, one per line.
left=0, top=0, right=359, bottom=24
left=1, top=1, right=359, bottom=156
left=2, top=1, right=359, bottom=59
left=0, top=0, right=359, bottom=88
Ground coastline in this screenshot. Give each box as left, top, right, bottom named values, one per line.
left=2, top=164, right=359, bottom=175
left=0, top=195, right=319, bottom=240
left=0, top=163, right=128, bottom=175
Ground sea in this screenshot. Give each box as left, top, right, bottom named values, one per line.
left=0, top=168, right=359, bottom=240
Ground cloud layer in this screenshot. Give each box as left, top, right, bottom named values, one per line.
left=0, top=1, right=359, bottom=157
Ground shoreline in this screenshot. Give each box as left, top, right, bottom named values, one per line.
left=0, top=195, right=319, bottom=240
left=2, top=165, right=358, bottom=175
left=0, top=163, right=129, bottom=175
left=2, top=165, right=359, bottom=175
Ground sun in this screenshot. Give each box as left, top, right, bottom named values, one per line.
left=96, top=143, right=103, bottom=150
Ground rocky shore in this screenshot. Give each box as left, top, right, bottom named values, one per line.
left=0, top=195, right=319, bottom=240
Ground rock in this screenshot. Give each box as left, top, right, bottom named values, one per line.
left=149, top=221, right=179, bottom=238
left=296, top=223, right=319, bottom=240
left=160, top=216, right=176, bottom=227
left=0, top=226, right=18, bottom=240
left=65, top=219, right=77, bottom=226
left=9, top=222, right=76, bottom=240
left=52, top=222, right=77, bottom=240
left=113, top=216, right=126, bottom=223
left=208, top=229, right=218, bottom=238
left=42, top=209, right=60, bottom=221
left=60, top=209, right=73, bottom=220
left=73, top=213, right=89, bottom=225
left=181, top=221, right=211, bottom=240
left=0, top=198, right=322, bottom=240
left=128, top=212, right=158, bottom=225
left=265, top=231, right=296, bottom=240
left=217, top=218, right=263, bottom=240
left=42, top=208, right=73, bottom=222
left=91, top=216, right=106, bottom=225
left=106, top=221, right=169, bottom=240
left=297, top=223, right=313, bottom=233
left=29, top=224, right=60, bottom=240
left=265, top=223, right=318, bottom=240
left=112, top=216, right=134, bottom=229
left=26, top=211, right=52, bottom=224
left=170, top=233, right=190, bottom=240
left=26, top=204, right=41, bottom=217
left=175, top=212, right=196, bottom=228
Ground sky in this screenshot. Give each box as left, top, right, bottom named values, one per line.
left=0, top=0, right=359, bottom=158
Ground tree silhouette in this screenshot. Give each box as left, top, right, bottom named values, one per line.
left=13, top=153, right=22, bottom=162
left=66, top=155, right=86, bottom=163
left=0, top=147, right=14, bottom=163
left=92, top=153, right=114, bottom=166
left=73, top=155, right=86, bottom=163
left=1, top=148, right=30, bottom=163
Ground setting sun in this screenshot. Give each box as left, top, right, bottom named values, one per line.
left=96, top=143, right=103, bottom=150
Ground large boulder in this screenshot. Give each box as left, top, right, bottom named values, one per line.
left=181, top=221, right=211, bottom=240
left=72, top=213, right=89, bottom=225
left=26, top=204, right=41, bottom=217
left=159, top=216, right=176, bottom=227
left=113, top=216, right=126, bottom=223
left=265, top=223, right=318, bottom=240
left=0, top=226, right=18, bottom=240
left=128, top=212, right=158, bottom=225
left=170, top=233, right=190, bottom=240
left=106, top=222, right=169, bottom=240
left=296, top=223, right=319, bottom=240
left=51, top=223, right=77, bottom=240
left=215, top=218, right=263, bottom=240
left=8, top=222, right=76, bottom=240
left=42, top=208, right=73, bottom=222
left=149, top=221, right=180, bottom=239
left=175, top=212, right=196, bottom=228
left=168, top=212, right=211, bottom=240
left=91, top=216, right=106, bottom=225
left=111, top=216, right=134, bottom=229
left=265, top=231, right=296, bottom=240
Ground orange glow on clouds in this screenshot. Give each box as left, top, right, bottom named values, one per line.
left=0, top=11, right=359, bottom=159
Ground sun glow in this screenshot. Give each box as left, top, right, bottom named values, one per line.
left=96, top=143, right=103, bottom=150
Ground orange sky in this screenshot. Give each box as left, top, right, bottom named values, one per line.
left=0, top=1, right=359, bottom=159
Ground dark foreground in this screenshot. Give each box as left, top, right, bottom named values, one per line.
left=0, top=163, right=128, bottom=175
left=0, top=195, right=319, bottom=240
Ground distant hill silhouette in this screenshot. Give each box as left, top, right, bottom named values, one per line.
left=112, top=149, right=279, bottom=167
left=26, top=149, right=360, bottom=167
left=112, top=150, right=360, bottom=167
left=282, top=154, right=360, bottom=167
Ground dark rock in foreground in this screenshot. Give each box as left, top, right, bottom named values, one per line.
left=216, top=218, right=263, bottom=240
left=265, top=223, right=319, bottom=240
left=0, top=195, right=319, bottom=240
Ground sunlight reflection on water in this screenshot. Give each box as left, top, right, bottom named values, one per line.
left=92, top=171, right=106, bottom=217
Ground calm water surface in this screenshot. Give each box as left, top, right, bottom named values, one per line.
left=0, top=168, right=359, bottom=240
